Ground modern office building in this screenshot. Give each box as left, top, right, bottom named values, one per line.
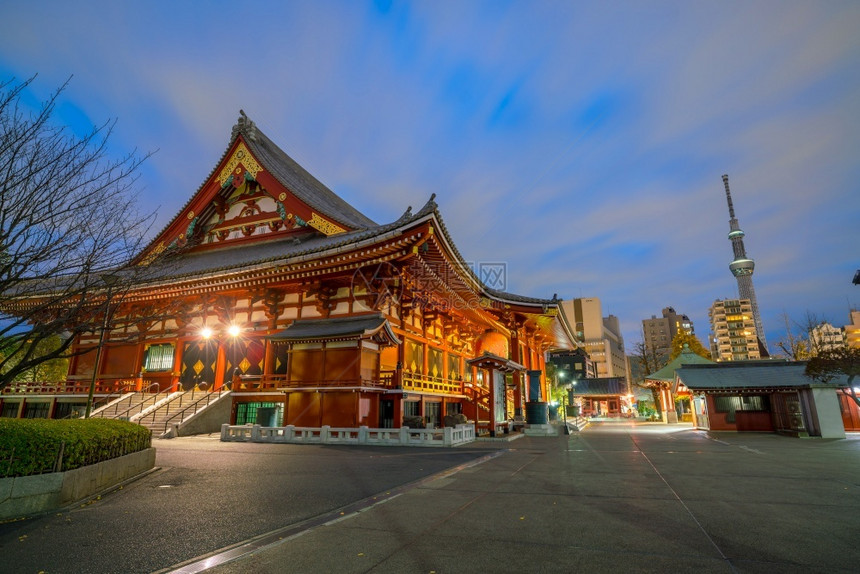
left=708, top=298, right=762, bottom=362
left=642, top=307, right=694, bottom=363
left=558, top=298, right=630, bottom=384
left=721, top=175, right=767, bottom=354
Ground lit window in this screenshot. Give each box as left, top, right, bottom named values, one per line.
left=144, top=343, right=175, bottom=372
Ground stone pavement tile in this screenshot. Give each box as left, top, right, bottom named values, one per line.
left=376, top=537, right=737, bottom=574
left=403, top=490, right=724, bottom=560
left=687, top=500, right=856, bottom=572
left=206, top=524, right=407, bottom=574
left=333, top=487, right=483, bottom=536
left=663, top=471, right=860, bottom=505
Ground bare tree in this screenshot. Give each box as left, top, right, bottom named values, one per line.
left=0, top=76, right=159, bottom=390
left=774, top=311, right=809, bottom=360
left=630, top=331, right=667, bottom=417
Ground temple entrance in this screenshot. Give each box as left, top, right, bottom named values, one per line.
left=180, top=340, right=218, bottom=389
left=379, top=399, right=394, bottom=428
left=224, top=338, right=264, bottom=386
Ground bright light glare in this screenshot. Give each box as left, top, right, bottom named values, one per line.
left=201, top=327, right=213, bottom=339
left=228, top=325, right=241, bottom=337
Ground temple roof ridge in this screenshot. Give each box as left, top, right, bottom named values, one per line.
left=139, top=112, right=377, bottom=261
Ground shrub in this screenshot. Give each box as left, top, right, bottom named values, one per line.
left=0, top=418, right=151, bottom=478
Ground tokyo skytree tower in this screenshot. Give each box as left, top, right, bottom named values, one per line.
left=722, top=174, right=767, bottom=353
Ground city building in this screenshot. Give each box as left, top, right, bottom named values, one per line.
left=708, top=298, right=762, bottom=362
left=721, top=175, right=768, bottom=354
left=558, top=298, right=630, bottom=384
left=844, top=310, right=860, bottom=350
left=808, top=322, right=846, bottom=354
left=0, top=113, right=577, bottom=435
left=678, top=362, right=847, bottom=438
left=642, top=306, right=694, bottom=363
left=548, top=348, right=594, bottom=381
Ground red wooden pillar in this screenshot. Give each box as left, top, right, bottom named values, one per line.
left=510, top=331, right=523, bottom=416
left=487, top=367, right=496, bottom=436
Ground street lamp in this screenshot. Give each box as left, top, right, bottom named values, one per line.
left=85, top=273, right=120, bottom=418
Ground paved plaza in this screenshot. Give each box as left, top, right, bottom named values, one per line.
left=2, top=423, right=859, bottom=573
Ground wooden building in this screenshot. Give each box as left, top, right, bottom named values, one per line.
left=569, top=377, right=632, bottom=418
left=642, top=345, right=714, bottom=423
left=676, top=362, right=848, bottom=438
left=2, top=113, right=577, bottom=434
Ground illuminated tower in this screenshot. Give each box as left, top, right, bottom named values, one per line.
left=722, top=174, right=767, bottom=353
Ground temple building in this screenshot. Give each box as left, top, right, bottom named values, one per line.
left=0, top=113, right=576, bottom=436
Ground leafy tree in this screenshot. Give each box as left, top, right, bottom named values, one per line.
left=0, top=75, right=161, bottom=390
left=805, top=347, right=860, bottom=407
left=0, top=334, right=68, bottom=382
left=669, top=331, right=711, bottom=361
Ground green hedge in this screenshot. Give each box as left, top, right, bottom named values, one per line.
left=0, top=418, right=151, bottom=478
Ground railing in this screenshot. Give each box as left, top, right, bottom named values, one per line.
left=400, top=373, right=464, bottom=395
left=1, top=378, right=137, bottom=395
left=237, top=376, right=391, bottom=392
left=147, top=387, right=230, bottom=435
left=106, top=382, right=174, bottom=421
left=221, top=423, right=475, bottom=447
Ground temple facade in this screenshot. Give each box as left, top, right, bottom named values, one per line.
left=2, top=113, right=576, bottom=434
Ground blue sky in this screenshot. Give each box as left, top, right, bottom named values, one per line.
left=2, top=1, right=858, bottom=352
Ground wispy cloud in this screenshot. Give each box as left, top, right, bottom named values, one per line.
left=1, top=0, right=858, bottom=348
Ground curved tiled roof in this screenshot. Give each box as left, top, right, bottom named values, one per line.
left=243, top=121, right=377, bottom=229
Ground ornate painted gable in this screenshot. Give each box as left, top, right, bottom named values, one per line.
left=137, top=111, right=375, bottom=265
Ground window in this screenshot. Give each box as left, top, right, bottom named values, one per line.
left=1, top=401, right=20, bottom=418
left=24, top=402, right=50, bottom=419
left=54, top=403, right=86, bottom=419
left=403, top=401, right=420, bottom=417
left=144, top=343, right=175, bottom=372
left=713, top=395, right=769, bottom=423
left=235, top=402, right=282, bottom=425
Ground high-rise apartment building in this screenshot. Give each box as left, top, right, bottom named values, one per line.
left=559, top=298, right=630, bottom=383
left=721, top=175, right=767, bottom=353
left=642, top=306, right=694, bottom=363
left=808, top=322, right=846, bottom=354
left=708, top=298, right=761, bottom=361
left=844, top=310, right=860, bottom=350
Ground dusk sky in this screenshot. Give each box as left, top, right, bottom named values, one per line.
left=2, top=1, right=858, bottom=352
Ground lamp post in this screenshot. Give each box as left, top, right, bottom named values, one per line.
left=558, top=371, right=569, bottom=434
left=85, top=273, right=120, bottom=418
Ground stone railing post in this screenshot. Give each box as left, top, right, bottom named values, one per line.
left=220, top=423, right=230, bottom=441
left=285, top=425, right=295, bottom=441
left=358, top=426, right=368, bottom=444
left=251, top=424, right=261, bottom=441
left=399, top=427, right=409, bottom=445
left=443, top=426, right=453, bottom=446
left=321, top=425, right=331, bottom=444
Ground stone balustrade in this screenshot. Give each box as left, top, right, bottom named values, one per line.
left=220, top=423, right=475, bottom=447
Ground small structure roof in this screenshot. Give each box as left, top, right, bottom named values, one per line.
left=675, top=362, right=849, bottom=391
left=467, top=352, right=526, bottom=372
left=267, top=313, right=400, bottom=345
left=570, top=377, right=628, bottom=396
left=645, top=345, right=714, bottom=383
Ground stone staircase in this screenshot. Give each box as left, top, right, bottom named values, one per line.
left=91, top=392, right=157, bottom=419
left=132, top=389, right=231, bottom=438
